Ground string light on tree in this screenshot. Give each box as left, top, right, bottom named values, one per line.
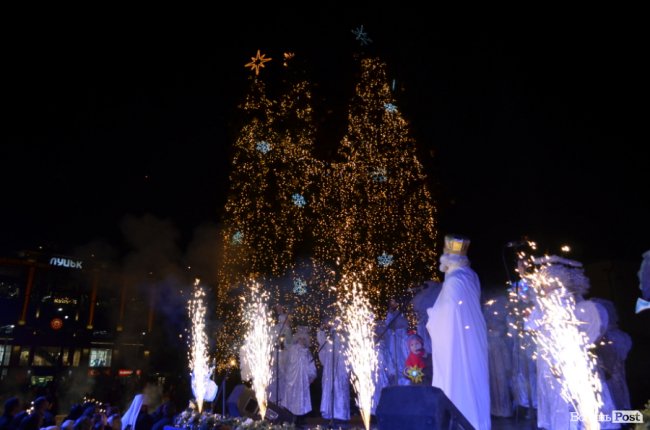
left=216, top=63, right=321, bottom=370
left=314, top=57, right=438, bottom=313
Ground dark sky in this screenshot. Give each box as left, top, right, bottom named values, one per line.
left=2, top=9, right=646, bottom=284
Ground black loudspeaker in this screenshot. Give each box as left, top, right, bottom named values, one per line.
left=226, top=384, right=258, bottom=418
left=264, top=402, right=296, bottom=425
left=376, top=385, right=475, bottom=430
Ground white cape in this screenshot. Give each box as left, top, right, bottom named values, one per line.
left=426, top=266, right=491, bottom=430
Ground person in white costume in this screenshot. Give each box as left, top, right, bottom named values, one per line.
left=381, top=298, right=410, bottom=386
left=281, top=326, right=317, bottom=417
left=526, top=255, right=620, bottom=430
left=268, top=305, right=292, bottom=405
left=317, top=319, right=350, bottom=422
left=426, top=234, right=491, bottom=430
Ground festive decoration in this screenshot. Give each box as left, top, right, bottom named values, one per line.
left=291, top=193, right=306, bottom=207
left=245, top=49, right=272, bottom=75
left=256, top=140, right=271, bottom=154
left=337, top=281, right=377, bottom=430
left=384, top=103, right=397, bottom=113
left=377, top=252, right=394, bottom=267
left=292, top=277, right=307, bottom=295
left=188, top=279, right=213, bottom=413
left=370, top=167, right=387, bottom=183
left=351, top=25, right=372, bottom=45
left=231, top=230, right=244, bottom=245
left=216, top=71, right=319, bottom=370
left=314, top=57, right=438, bottom=313
left=405, top=365, right=424, bottom=384
left=282, top=52, right=295, bottom=67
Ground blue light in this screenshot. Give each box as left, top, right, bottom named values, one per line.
left=256, top=140, right=271, bottom=154
left=384, top=103, right=397, bottom=113
left=292, top=193, right=306, bottom=207
left=293, top=278, right=307, bottom=295
left=231, top=231, right=243, bottom=245
left=377, top=252, right=394, bottom=267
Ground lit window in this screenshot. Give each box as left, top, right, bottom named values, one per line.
left=89, top=348, right=112, bottom=367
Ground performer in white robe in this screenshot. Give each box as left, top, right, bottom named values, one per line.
left=317, top=320, right=350, bottom=421
left=410, top=280, right=441, bottom=354
left=372, top=323, right=390, bottom=415
left=526, top=256, right=620, bottom=430
left=281, top=326, right=317, bottom=416
left=121, top=394, right=144, bottom=430
left=268, top=306, right=292, bottom=405
left=426, top=234, right=491, bottom=430
left=484, top=295, right=512, bottom=417
left=592, top=298, right=632, bottom=410
left=382, top=298, right=409, bottom=386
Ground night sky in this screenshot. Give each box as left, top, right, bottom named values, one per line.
left=2, top=9, right=646, bottom=285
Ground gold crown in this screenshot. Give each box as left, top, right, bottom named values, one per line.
left=444, top=234, right=470, bottom=256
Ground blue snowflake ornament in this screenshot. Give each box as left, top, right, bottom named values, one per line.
left=384, top=103, right=398, bottom=113
left=371, top=167, right=387, bottom=183
left=292, top=193, right=306, bottom=207
left=377, top=252, right=394, bottom=267
left=293, top=278, right=307, bottom=295
left=231, top=231, right=243, bottom=245
left=351, top=25, right=372, bottom=46
left=256, top=140, right=271, bottom=154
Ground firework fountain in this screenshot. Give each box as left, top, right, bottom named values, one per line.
left=187, top=279, right=214, bottom=413
left=337, top=281, right=378, bottom=430
left=241, top=282, right=274, bottom=420
left=523, top=260, right=603, bottom=430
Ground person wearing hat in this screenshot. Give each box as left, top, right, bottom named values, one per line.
left=426, top=234, right=490, bottom=430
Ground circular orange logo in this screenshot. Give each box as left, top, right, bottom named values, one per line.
left=50, top=318, right=63, bottom=330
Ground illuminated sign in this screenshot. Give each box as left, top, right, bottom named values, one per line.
left=53, top=297, right=78, bottom=305
left=118, top=369, right=134, bottom=377
left=49, top=257, right=83, bottom=269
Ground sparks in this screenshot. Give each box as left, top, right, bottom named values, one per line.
left=524, top=264, right=603, bottom=430
left=241, top=282, right=274, bottom=419
left=187, top=279, right=213, bottom=412
left=338, top=281, right=378, bottom=430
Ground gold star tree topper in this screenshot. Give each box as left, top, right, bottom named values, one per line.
left=245, top=49, right=272, bottom=75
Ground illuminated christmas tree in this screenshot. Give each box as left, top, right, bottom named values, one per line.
left=215, top=53, right=320, bottom=368
left=315, top=57, right=438, bottom=311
